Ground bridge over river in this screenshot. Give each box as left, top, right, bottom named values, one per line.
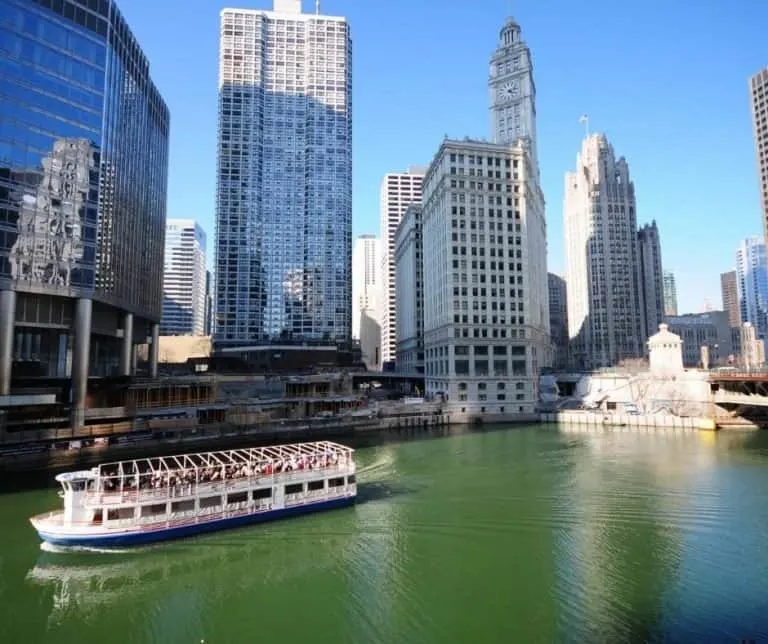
left=709, top=370, right=768, bottom=425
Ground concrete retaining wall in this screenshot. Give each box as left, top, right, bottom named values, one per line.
left=540, top=410, right=716, bottom=431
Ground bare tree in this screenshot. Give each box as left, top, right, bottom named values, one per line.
left=633, top=375, right=654, bottom=413
left=617, top=357, right=649, bottom=375
left=668, top=390, right=689, bottom=417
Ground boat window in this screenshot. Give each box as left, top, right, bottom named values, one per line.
left=171, top=500, right=195, bottom=513
left=71, top=481, right=85, bottom=492
left=200, top=496, right=221, bottom=509
left=140, top=503, right=167, bottom=518
left=329, top=477, right=344, bottom=488
left=253, top=488, right=272, bottom=500
left=227, top=492, right=248, bottom=505
left=307, top=480, right=324, bottom=491
left=285, top=483, right=303, bottom=495
left=107, top=507, right=135, bottom=521
left=347, top=475, right=356, bottom=484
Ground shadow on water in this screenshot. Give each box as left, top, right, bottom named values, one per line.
left=355, top=480, right=421, bottom=505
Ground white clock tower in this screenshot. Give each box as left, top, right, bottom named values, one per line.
left=489, top=16, right=538, bottom=174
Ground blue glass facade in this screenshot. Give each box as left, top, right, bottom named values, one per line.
left=0, top=0, right=168, bottom=398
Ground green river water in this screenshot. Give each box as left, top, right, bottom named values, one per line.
left=1, top=425, right=768, bottom=643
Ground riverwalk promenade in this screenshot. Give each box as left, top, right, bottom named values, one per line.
left=0, top=408, right=453, bottom=476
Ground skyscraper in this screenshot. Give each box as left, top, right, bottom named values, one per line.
left=162, top=220, right=207, bottom=336
left=736, top=237, right=768, bottom=341
left=0, top=0, right=169, bottom=427
left=421, top=138, right=549, bottom=416
left=564, top=134, right=644, bottom=369
left=352, top=235, right=380, bottom=340
left=489, top=16, right=539, bottom=173
left=214, top=1, right=352, bottom=348
left=637, top=221, right=665, bottom=339
left=663, top=271, right=678, bottom=317
left=395, top=205, right=424, bottom=374
left=750, top=67, right=768, bottom=245
left=720, top=269, right=740, bottom=327
left=548, top=273, right=569, bottom=370
left=379, top=168, right=425, bottom=366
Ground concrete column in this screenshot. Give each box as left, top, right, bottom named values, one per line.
left=120, top=312, right=134, bottom=377
left=0, top=290, right=16, bottom=396
left=149, top=323, right=160, bottom=378
left=71, top=298, right=92, bottom=430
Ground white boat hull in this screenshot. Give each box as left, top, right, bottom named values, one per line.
left=32, top=493, right=355, bottom=548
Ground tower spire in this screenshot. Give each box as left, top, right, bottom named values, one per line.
left=579, top=114, right=590, bottom=139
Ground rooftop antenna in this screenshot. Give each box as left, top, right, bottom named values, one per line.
left=579, top=114, right=590, bottom=139
left=315, top=0, right=320, bottom=14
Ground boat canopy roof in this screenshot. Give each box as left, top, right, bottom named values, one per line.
left=55, top=470, right=97, bottom=484
left=95, top=440, right=353, bottom=478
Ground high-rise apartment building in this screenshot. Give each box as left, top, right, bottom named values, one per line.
left=736, top=237, right=768, bottom=341
left=637, top=221, right=665, bottom=340
left=548, top=273, right=569, bottom=370
left=720, top=270, right=740, bottom=327
left=750, top=67, right=768, bottom=244
left=352, top=234, right=380, bottom=340
left=395, top=205, right=424, bottom=374
left=663, top=271, right=678, bottom=317
left=0, top=0, right=169, bottom=426
left=379, top=168, right=425, bottom=366
left=564, top=134, right=644, bottom=369
left=214, top=2, right=352, bottom=348
left=161, top=220, right=207, bottom=336
left=421, top=138, right=549, bottom=417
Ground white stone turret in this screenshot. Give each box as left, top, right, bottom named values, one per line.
left=647, top=323, right=684, bottom=378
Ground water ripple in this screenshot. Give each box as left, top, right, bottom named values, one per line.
left=7, top=426, right=768, bottom=643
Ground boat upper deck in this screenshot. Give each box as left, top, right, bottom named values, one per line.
left=83, top=441, right=353, bottom=497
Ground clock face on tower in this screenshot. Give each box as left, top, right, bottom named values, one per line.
left=498, top=80, right=519, bottom=103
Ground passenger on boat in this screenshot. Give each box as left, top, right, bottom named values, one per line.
left=98, top=451, right=346, bottom=493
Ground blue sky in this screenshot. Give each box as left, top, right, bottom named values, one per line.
left=119, top=0, right=768, bottom=315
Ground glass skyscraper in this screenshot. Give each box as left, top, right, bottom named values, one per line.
left=736, top=236, right=768, bottom=342
left=0, top=0, right=169, bottom=424
left=162, top=219, right=207, bottom=337
left=214, top=1, right=352, bottom=348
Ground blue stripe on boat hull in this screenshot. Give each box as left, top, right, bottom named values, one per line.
left=35, top=496, right=355, bottom=548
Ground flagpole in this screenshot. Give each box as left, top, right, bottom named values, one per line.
left=579, top=114, right=589, bottom=139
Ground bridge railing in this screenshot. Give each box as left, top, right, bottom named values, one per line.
left=708, top=369, right=768, bottom=378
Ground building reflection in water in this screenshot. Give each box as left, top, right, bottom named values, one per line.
left=26, top=524, right=355, bottom=635
left=341, top=446, right=400, bottom=641
left=555, top=427, right=720, bottom=641
left=343, top=433, right=560, bottom=642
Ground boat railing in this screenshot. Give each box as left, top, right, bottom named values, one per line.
left=31, top=510, right=63, bottom=523
left=84, top=463, right=354, bottom=507
left=285, top=486, right=353, bottom=508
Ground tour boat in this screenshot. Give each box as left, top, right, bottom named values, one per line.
left=30, top=440, right=357, bottom=548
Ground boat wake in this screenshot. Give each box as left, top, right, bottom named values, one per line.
left=356, top=453, right=395, bottom=480
left=40, top=541, right=140, bottom=555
